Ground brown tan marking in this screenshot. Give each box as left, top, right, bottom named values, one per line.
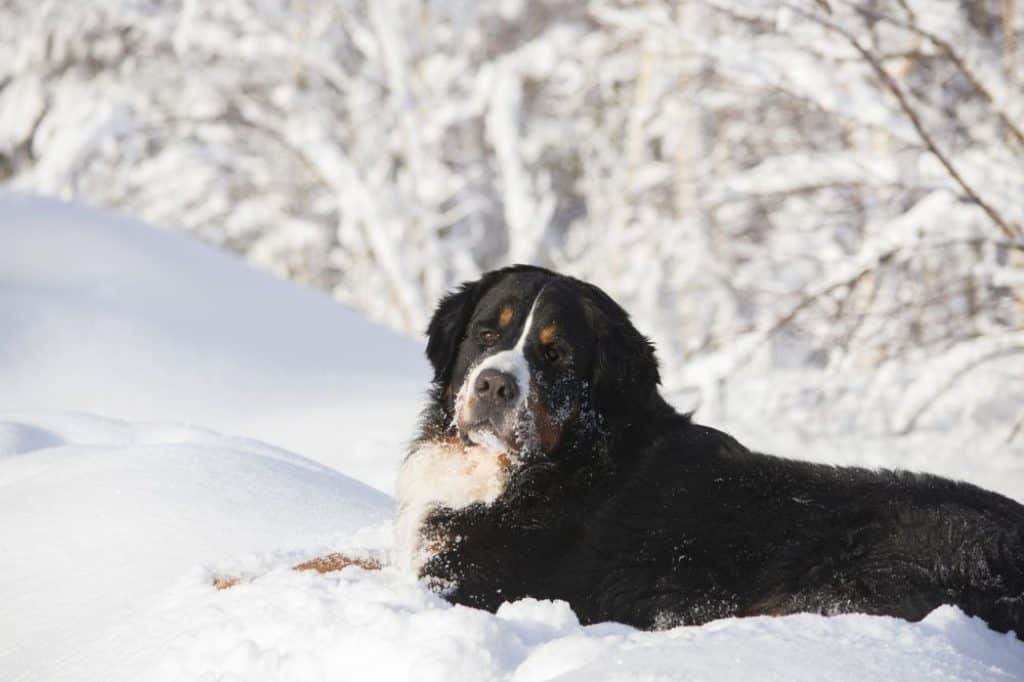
left=539, top=323, right=557, bottom=344
left=528, top=378, right=578, bottom=453
left=498, top=305, right=514, bottom=328
left=740, top=596, right=793, bottom=617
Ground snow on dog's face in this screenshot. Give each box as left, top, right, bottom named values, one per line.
left=443, top=274, right=592, bottom=457
left=424, top=266, right=660, bottom=459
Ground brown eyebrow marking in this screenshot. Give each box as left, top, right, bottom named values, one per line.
left=498, top=305, right=514, bottom=328
left=539, top=323, right=557, bottom=344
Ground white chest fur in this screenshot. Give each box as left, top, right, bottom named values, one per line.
left=395, top=440, right=514, bottom=573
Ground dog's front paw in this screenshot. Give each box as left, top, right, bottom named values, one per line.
left=421, top=546, right=509, bottom=612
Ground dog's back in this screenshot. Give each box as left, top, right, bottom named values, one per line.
left=577, top=419, right=1024, bottom=634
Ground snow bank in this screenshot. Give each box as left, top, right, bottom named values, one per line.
left=0, top=412, right=391, bottom=682
left=144, top=571, right=1024, bottom=682
left=146, top=571, right=1024, bottom=682
left=0, top=191, right=429, bottom=492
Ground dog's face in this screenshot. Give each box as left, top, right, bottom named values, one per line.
left=425, top=266, right=660, bottom=458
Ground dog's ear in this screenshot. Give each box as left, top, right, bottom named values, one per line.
left=580, top=282, right=660, bottom=417
left=425, top=277, right=489, bottom=387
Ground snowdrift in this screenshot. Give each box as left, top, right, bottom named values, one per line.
left=0, top=191, right=428, bottom=492
left=0, top=413, right=391, bottom=681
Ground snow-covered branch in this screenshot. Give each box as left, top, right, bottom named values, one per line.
left=1, top=0, right=1021, bottom=449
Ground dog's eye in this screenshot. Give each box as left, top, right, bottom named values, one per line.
left=543, top=345, right=562, bottom=363
left=479, top=329, right=499, bottom=346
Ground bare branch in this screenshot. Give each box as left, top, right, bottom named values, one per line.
left=1005, top=0, right=1018, bottom=81
left=786, top=3, right=1024, bottom=242
left=1009, top=408, right=1024, bottom=444
left=895, top=340, right=1024, bottom=435
left=728, top=235, right=1024, bottom=371
left=837, top=0, right=1024, bottom=152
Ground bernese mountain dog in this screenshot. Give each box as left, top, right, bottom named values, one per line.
left=397, top=264, right=1024, bottom=635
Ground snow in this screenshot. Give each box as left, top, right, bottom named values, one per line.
left=2, top=194, right=1023, bottom=681
left=0, top=412, right=392, bottom=682
left=0, top=191, right=428, bottom=493
left=146, top=584, right=1024, bottom=682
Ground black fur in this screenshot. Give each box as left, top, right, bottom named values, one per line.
left=413, top=265, right=1024, bottom=635
left=578, top=280, right=660, bottom=418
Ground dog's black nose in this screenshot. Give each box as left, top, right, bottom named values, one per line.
left=474, top=368, right=518, bottom=405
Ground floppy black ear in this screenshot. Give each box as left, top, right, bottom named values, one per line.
left=425, top=277, right=489, bottom=387
left=580, top=282, right=660, bottom=417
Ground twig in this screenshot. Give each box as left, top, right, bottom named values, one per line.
left=1009, top=409, right=1024, bottom=444
left=787, top=3, right=1024, bottom=242
left=728, top=235, right=1024, bottom=371
left=1004, top=0, right=1018, bottom=81
left=698, top=2, right=925, bottom=147
left=837, top=0, right=1024, bottom=152
left=896, top=343, right=1024, bottom=435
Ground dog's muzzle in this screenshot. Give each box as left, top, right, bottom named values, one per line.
left=457, top=368, right=524, bottom=450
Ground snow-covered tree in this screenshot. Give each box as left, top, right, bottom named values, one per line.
left=1, top=0, right=1021, bottom=455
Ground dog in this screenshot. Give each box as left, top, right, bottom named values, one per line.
left=396, top=265, right=1024, bottom=635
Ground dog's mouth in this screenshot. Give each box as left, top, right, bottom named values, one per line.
left=456, top=404, right=531, bottom=454
left=460, top=422, right=510, bottom=453
left=453, top=372, right=539, bottom=455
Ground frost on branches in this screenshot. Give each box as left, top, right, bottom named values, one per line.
left=1, top=0, right=1021, bottom=459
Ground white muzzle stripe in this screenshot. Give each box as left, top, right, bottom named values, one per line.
left=464, top=290, right=542, bottom=414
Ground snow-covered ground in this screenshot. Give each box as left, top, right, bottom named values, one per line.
left=2, top=193, right=1023, bottom=681
left=0, top=192, right=427, bottom=491
left=0, top=412, right=392, bottom=681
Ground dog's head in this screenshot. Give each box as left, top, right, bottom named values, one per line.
left=425, top=265, right=660, bottom=458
